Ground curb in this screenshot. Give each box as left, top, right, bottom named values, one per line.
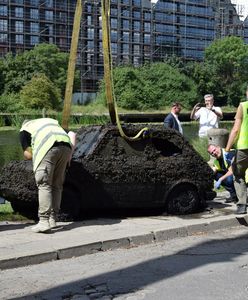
left=0, top=215, right=245, bottom=270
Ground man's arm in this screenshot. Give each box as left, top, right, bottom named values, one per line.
left=225, top=104, right=242, bottom=152
left=212, top=107, right=223, bottom=119
left=164, top=114, right=173, bottom=129
left=190, top=103, right=201, bottom=120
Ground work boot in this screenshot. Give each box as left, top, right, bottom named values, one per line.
left=31, top=220, right=50, bottom=233
left=49, top=212, right=57, bottom=229
left=225, top=196, right=238, bottom=203
left=235, top=204, right=247, bottom=215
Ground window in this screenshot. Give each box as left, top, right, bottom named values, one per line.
left=122, top=10, right=129, bottom=17
left=45, top=10, right=53, bottom=21
left=144, top=34, right=150, bottom=44
left=122, top=19, right=129, bottom=29
left=111, top=18, right=117, bottom=29
left=45, top=0, right=53, bottom=7
left=87, top=15, right=92, bottom=26
left=122, top=31, right=129, bottom=42
left=133, top=21, right=140, bottom=31
left=30, top=22, right=39, bottom=33
left=111, top=30, right=117, bottom=42
left=0, top=33, right=7, bottom=43
left=0, top=5, right=7, bottom=16
left=144, top=22, right=150, bottom=32
left=0, top=19, right=7, bottom=31
left=87, top=28, right=94, bottom=39
left=14, top=0, right=24, bottom=4
left=15, top=7, right=23, bottom=18
left=15, top=34, right=23, bottom=44
left=15, top=21, right=23, bottom=33
left=30, top=35, right=39, bottom=45
left=30, top=9, right=39, bottom=19
left=122, top=43, right=129, bottom=54
left=59, top=12, right=66, bottom=21
left=87, top=40, right=94, bottom=51
left=133, top=11, right=140, bottom=19
left=59, top=38, right=67, bottom=47
left=45, top=24, right=53, bottom=35
left=30, top=0, right=39, bottom=5
left=133, top=44, right=140, bottom=54
left=133, top=32, right=140, bottom=43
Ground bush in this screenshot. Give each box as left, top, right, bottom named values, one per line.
left=97, top=63, right=199, bottom=110
left=0, top=93, right=22, bottom=113
left=20, top=74, right=62, bottom=110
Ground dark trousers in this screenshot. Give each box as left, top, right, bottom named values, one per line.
left=215, top=172, right=236, bottom=198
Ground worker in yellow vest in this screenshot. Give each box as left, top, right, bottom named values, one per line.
left=207, top=144, right=237, bottom=203
left=225, top=85, right=248, bottom=215
left=20, top=118, right=76, bottom=232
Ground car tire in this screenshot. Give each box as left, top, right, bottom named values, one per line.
left=166, top=182, right=200, bottom=215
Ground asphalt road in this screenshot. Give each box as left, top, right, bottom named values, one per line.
left=1, top=226, right=248, bottom=300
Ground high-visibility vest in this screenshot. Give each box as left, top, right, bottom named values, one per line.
left=20, top=118, right=71, bottom=171
left=237, top=101, right=248, bottom=149
left=213, top=148, right=235, bottom=172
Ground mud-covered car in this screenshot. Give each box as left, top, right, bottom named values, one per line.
left=0, top=124, right=215, bottom=220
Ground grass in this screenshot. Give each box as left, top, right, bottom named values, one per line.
left=0, top=202, right=29, bottom=222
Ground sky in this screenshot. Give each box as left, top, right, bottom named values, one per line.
left=231, top=0, right=248, bottom=20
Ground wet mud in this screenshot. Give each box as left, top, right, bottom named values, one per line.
left=0, top=124, right=215, bottom=220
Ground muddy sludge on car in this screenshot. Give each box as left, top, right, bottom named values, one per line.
left=0, top=124, right=215, bottom=220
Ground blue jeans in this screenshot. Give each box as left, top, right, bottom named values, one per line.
left=215, top=172, right=236, bottom=198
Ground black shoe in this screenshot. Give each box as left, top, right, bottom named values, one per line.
left=225, top=196, right=238, bottom=203
left=236, top=204, right=247, bottom=215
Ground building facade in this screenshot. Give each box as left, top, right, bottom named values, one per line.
left=0, top=0, right=246, bottom=96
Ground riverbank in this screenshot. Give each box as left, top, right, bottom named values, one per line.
left=0, top=111, right=236, bottom=127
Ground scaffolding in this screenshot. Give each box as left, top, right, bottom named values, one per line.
left=0, top=0, right=247, bottom=96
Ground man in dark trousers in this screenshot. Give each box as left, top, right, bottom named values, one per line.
left=19, top=118, right=76, bottom=233
left=164, top=102, right=183, bottom=134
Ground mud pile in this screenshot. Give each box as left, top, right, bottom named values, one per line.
left=0, top=124, right=214, bottom=220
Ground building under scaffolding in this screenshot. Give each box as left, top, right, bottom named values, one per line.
left=0, top=0, right=246, bottom=98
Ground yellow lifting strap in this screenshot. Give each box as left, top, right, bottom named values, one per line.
left=101, top=0, right=149, bottom=141
left=62, top=0, right=82, bottom=130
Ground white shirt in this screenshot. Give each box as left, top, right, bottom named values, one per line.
left=194, top=106, right=222, bottom=137
left=171, top=112, right=183, bottom=134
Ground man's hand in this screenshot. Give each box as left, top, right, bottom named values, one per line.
left=215, top=179, right=222, bottom=189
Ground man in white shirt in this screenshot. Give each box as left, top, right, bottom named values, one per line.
left=190, top=94, right=223, bottom=137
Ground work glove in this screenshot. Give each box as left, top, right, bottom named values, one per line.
left=215, top=179, right=222, bottom=189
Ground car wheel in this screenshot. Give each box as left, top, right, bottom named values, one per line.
left=165, top=182, right=200, bottom=215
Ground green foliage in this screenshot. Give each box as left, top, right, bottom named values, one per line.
left=0, top=93, right=23, bottom=113
left=97, top=63, right=198, bottom=110
left=203, top=36, right=248, bottom=106
left=20, top=74, right=62, bottom=110
left=1, top=43, right=80, bottom=97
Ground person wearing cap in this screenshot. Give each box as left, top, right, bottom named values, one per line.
left=164, top=102, right=183, bottom=134
left=225, top=85, right=248, bottom=215
left=207, top=144, right=237, bottom=203
left=190, top=94, right=223, bottom=137
left=19, top=118, right=76, bottom=232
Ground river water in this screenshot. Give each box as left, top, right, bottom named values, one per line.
left=0, top=122, right=233, bottom=170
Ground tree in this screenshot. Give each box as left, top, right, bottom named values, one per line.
left=20, top=74, right=62, bottom=110
left=1, top=43, right=80, bottom=96
left=97, top=63, right=198, bottom=110
left=204, top=36, right=248, bottom=106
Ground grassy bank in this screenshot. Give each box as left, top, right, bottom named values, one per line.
left=0, top=202, right=29, bottom=222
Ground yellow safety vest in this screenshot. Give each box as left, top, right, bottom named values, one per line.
left=213, top=148, right=234, bottom=172
left=237, top=101, right=248, bottom=149
left=20, top=118, right=71, bottom=171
